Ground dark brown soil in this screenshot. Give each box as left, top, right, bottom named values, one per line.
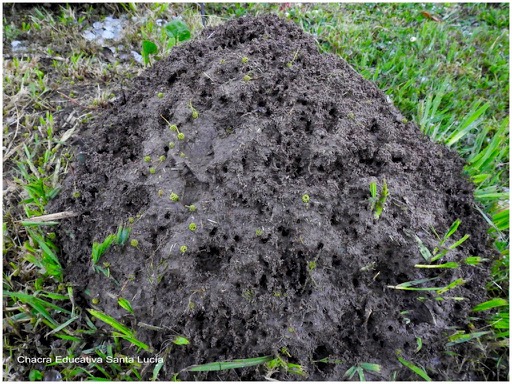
left=50, top=15, right=496, bottom=380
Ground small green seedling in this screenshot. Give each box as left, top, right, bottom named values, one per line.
left=170, top=192, right=179, bottom=202
left=91, top=234, right=116, bottom=265
left=149, top=167, right=156, bottom=174
left=118, top=297, right=134, bottom=314
left=169, top=141, right=175, bottom=149
left=157, top=92, right=164, bottom=99
left=92, top=297, right=100, bottom=305
left=173, top=336, right=190, bottom=345
left=179, top=152, right=186, bottom=158
left=170, top=124, right=178, bottom=132
left=72, top=191, right=81, bottom=198
left=144, top=155, right=151, bottom=162
left=302, top=194, right=310, bottom=204
left=130, top=239, right=139, bottom=248
left=308, top=261, right=317, bottom=270
left=255, top=228, right=263, bottom=237
left=412, top=219, right=470, bottom=265
left=141, top=40, right=158, bottom=67
left=180, top=245, right=188, bottom=253
left=116, top=225, right=131, bottom=246
left=164, top=19, right=191, bottom=47
left=177, top=132, right=185, bottom=141
left=159, top=155, right=166, bottom=162
left=87, top=308, right=151, bottom=351
left=243, top=74, right=252, bottom=82
left=241, top=56, right=249, bottom=64
left=186, top=204, right=197, bottom=212
left=369, top=179, right=388, bottom=219
left=189, top=101, right=199, bottom=119
left=158, top=189, right=164, bottom=197
left=188, top=223, right=197, bottom=231
left=344, top=362, right=382, bottom=381
left=287, top=49, right=300, bottom=68
left=396, top=351, right=431, bottom=381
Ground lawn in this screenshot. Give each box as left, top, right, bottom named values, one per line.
left=3, top=3, right=508, bottom=381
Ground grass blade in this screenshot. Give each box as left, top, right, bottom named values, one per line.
left=445, top=102, right=490, bottom=147
left=186, top=356, right=273, bottom=372
left=117, top=298, right=134, bottom=314
left=87, top=308, right=133, bottom=336
left=396, top=353, right=431, bottom=381
left=472, top=298, right=509, bottom=312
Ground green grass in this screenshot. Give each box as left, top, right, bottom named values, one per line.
left=3, top=2, right=508, bottom=381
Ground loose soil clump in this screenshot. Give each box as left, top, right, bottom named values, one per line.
left=51, top=15, right=496, bottom=380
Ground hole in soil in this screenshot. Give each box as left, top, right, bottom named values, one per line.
left=396, top=273, right=408, bottom=284
left=352, top=277, right=359, bottom=288
left=259, top=274, right=267, bottom=290
left=278, top=226, right=290, bottom=237
left=196, top=246, right=227, bottom=273
left=209, top=227, right=218, bottom=237
left=370, top=118, right=379, bottom=132
left=234, top=235, right=240, bottom=242
left=317, top=242, right=324, bottom=250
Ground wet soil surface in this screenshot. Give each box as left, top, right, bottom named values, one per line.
left=50, top=15, right=496, bottom=380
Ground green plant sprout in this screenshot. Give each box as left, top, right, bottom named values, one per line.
left=180, top=245, right=188, bottom=253
left=141, top=40, right=158, bottom=67
left=87, top=309, right=151, bottom=351
left=396, top=351, right=431, bottom=381
left=158, top=189, right=164, bottom=197
left=116, top=225, right=131, bottom=246
left=173, top=336, right=190, bottom=345
left=183, top=355, right=272, bottom=373
left=369, top=179, right=388, bottom=219
left=243, top=74, right=252, bottom=82
left=344, top=362, right=382, bottom=381
left=265, top=352, right=306, bottom=377
left=241, top=56, right=249, bottom=64
left=412, top=219, right=470, bottom=266
left=302, top=194, right=310, bottom=203
left=287, top=49, right=300, bottom=68
left=177, top=132, right=185, bottom=140
left=117, top=297, right=134, bottom=314
left=255, top=228, right=263, bottom=236
left=144, top=155, right=151, bottom=162
left=157, top=92, right=164, bottom=99
left=159, top=155, right=166, bottom=162
left=170, top=192, right=179, bottom=202
left=169, top=141, right=175, bottom=149
left=186, top=204, right=197, bottom=212
left=189, top=100, right=199, bottom=119
left=91, top=234, right=115, bottom=266
left=149, top=167, right=156, bottom=174
left=160, top=115, right=177, bottom=132
left=72, top=191, right=81, bottom=198
left=130, top=239, right=139, bottom=248
left=188, top=223, right=197, bottom=231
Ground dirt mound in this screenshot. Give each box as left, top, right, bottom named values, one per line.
left=51, top=15, right=495, bottom=380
